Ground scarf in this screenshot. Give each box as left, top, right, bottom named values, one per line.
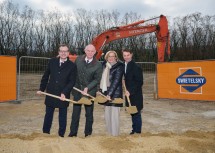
left=100, top=62, right=112, bottom=92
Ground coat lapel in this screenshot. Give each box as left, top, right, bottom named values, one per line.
left=59, top=58, right=70, bottom=70
left=125, top=61, right=132, bottom=77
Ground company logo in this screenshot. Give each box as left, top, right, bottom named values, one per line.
left=115, top=32, right=121, bottom=37
left=176, top=67, right=206, bottom=94
left=128, top=29, right=148, bottom=34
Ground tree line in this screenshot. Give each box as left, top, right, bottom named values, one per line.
left=0, top=0, right=215, bottom=62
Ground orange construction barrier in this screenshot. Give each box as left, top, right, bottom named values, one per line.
left=0, top=56, right=17, bottom=102
left=157, top=60, right=215, bottom=101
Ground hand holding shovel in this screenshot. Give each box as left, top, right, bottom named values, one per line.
left=122, top=81, right=138, bottom=114
left=73, top=87, right=93, bottom=105
left=38, top=91, right=78, bottom=104
left=96, top=92, right=124, bottom=104
left=96, top=91, right=110, bottom=103
left=73, top=87, right=110, bottom=104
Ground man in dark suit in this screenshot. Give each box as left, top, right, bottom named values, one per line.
left=122, top=49, right=143, bottom=135
left=37, top=44, right=77, bottom=137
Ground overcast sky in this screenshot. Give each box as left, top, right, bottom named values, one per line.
left=1, top=0, right=215, bottom=19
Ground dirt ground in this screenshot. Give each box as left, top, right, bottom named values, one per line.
left=0, top=96, right=215, bottom=153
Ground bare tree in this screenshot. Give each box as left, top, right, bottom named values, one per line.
left=0, top=0, right=19, bottom=55
left=1, top=0, right=215, bottom=61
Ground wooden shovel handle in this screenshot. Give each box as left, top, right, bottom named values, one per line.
left=97, top=92, right=110, bottom=100
left=40, top=91, right=78, bottom=104
left=122, top=80, right=132, bottom=106
left=73, top=87, right=95, bottom=99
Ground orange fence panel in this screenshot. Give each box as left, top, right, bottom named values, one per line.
left=157, top=60, right=215, bottom=101
left=0, top=56, right=17, bottom=102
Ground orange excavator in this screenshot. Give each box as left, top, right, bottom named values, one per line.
left=69, top=15, right=170, bottom=62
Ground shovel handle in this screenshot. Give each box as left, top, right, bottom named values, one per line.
left=122, top=80, right=132, bottom=107
left=97, top=92, right=111, bottom=100
left=40, top=91, right=78, bottom=104
left=97, top=92, right=107, bottom=98
left=73, top=87, right=95, bottom=99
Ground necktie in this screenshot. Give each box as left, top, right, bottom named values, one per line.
left=86, top=60, right=89, bottom=64
left=125, top=63, right=127, bottom=73
left=60, top=62, right=63, bottom=66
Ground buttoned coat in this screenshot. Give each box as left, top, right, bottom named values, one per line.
left=72, top=55, right=102, bottom=101
left=39, top=57, right=77, bottom=108
left=124, top=60, right=143, bottom=111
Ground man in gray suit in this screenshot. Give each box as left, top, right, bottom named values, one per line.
left=68, top=44, right=102, bottom=137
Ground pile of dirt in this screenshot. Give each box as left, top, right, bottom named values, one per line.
left=0, top=99, right=214, bottom=153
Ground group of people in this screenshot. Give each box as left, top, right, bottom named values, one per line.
left=37, top=44, right=143, bottom=137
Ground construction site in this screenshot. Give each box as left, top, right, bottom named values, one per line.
left=0, top=12, right=215, bottom=152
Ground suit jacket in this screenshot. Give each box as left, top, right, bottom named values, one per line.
left=39, top=57, right=77, bottom=108
left=72, top=55, right=102, bottom=101
left=124, top=60, right=143, bottom=111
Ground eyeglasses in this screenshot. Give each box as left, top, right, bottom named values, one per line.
left=108, top=56, right=116, bottom=58
left=59, top=51, right=69, bottom=53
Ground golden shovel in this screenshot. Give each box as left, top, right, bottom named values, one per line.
left=94, top=93, right=107, bottom=103
left=76, top=97, right=92, bottom=105
left=123, top=81, right=138, bottom=114
left=40, top=91, right=78, bottom=104
left=73, top=87, right=93, bottom=105
left=96, top=92, right=124, bottom=104
left=73, top=87, right=107, bottom=104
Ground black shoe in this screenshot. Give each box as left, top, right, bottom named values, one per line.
left=43, top=131, right=50, bottom=134
left=85, top=134, right=91, bottom=137
left=59, top=135, right=64, bottom=137
left=68, top=133, right=77, bottom=137
left=130, top=131, right=141, bottom=135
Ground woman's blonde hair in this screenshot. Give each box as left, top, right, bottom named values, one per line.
left=104, top=50, right=119, bottom=61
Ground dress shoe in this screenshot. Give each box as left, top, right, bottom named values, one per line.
left=85, top=134, right=91, bottom=137
left=43, top=131, right=50, bottom=134
left=59, top=135, right=64, bottom=137
left=130, top=131, right=141, bottom=135
left=68, top=134, right=77, bottom=137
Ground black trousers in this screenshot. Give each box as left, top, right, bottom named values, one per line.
left=43, top=106, right=67, bottom=137
left=131, top=110, right=142, bottom=133
left=69, top=103, right=94, bottom=136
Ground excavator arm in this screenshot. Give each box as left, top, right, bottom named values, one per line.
left=69, top=15, right=170, bottom=62
left=92, top=15, right=170, bottom=62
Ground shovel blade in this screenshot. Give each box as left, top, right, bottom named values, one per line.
left=94, top=95, right=107, bottom=103
left=111, top=98, right=124, bottom=104
left=77, top=97, right=92, bottom=105
left=126, top=106, right=138, bottom=114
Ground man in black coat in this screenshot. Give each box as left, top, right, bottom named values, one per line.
left=37, top=44, right=77, bottom=137
left=122, top=49, right=143, bottom=135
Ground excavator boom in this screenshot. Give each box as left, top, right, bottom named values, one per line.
left=70, top=15, right=170, bottom=62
